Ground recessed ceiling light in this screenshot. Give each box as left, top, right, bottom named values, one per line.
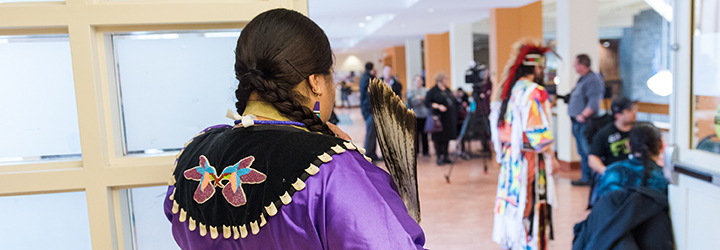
left=428, top=8, right=435, bottom=13
left=365, top=16, right=372, bottom=21
left=602, top=41, right=611, bottom=47
left=358, top=23, right=366, bottom=28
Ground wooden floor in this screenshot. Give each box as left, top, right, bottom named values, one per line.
left=334, top=107, right=591, bottom=250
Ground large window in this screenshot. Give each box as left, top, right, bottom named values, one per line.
left=0, top=1, right=304, bottom=249
left=0, top=35, right=81, bottom=163
left=112, top=30, right=240, bottom=155
left=692, top=0, right=720, bottom=155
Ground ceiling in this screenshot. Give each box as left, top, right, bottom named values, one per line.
left=308, top=0, right=655, bottom=54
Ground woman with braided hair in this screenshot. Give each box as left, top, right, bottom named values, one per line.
left=594, top=122, right=669, bottom=200
left=164, top=9, right=425, bottom=249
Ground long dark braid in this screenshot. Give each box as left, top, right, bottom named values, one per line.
left=628, top=122, right=662, bottom=186
left=234, top=9, right=333, bottom=135
left=498, top=64, right=536, bottom=125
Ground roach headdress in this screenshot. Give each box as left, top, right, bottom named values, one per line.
left=494, top=38, right=552, bottom=102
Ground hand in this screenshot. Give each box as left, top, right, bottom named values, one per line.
left=326, top=122, right=351, bottom=141
left=576, top=114, right=586, bottom=123
left=438, top=104, right=447, bottom=112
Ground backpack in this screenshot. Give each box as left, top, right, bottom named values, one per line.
left=584, top=114, right=614, bottom=144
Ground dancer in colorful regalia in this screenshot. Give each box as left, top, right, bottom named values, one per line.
left=490, top=38, right=560, bottom=250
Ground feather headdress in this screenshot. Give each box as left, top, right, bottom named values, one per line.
left=493, top=38, right=552, bottom=102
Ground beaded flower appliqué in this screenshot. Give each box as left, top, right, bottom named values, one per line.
left=184, top=155, right=267, bottom=207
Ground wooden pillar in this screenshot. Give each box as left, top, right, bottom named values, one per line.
left=488, top=1, right=543, bottom=94
left=424, top=32, right=451, bottom=89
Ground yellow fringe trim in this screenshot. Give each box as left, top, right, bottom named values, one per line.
left=210, top=226, right=219, bottom=239
left=318, top=153, right=333, bottom=163
left=223, top=225, right=231, bottom=239
left=305, top=163, right=320, bottom=175
left=179, top=209, right=187, bottom=222
left=172, top=200, right=179, bottom=214
left=260, top=213, right=267, bottom=227
left=291, top=178, right=306, bottom=191
left=250, top=221, right=260, bottom=235
left=239, top=224, right=248, bottom=238
left=343, top=141, right=356, bottom=150
left=265, top=202, right=278, bottom=216
left=232, top=226, right=240, bottom=240
left=280, top=191, right=292, bottom=205
left=188, top=217, right=197, bottom=231
left=331, top=145, right=345, bottom=154
left=199, top=222, right=207, bottom=236
left=169, top=188, right=176, bottom=200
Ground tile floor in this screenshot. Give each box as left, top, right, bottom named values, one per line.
left=334, top=107, right=591, bottom=250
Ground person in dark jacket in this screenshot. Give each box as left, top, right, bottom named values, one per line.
left=572, top=187, right=673, bottom=250
left=425, top=72, right=458, bottom=166
left=573, top=122, right=673, bottom=250
left=359, top=62, right=381, bottom=162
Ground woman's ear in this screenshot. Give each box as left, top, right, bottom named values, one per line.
left=307, top=74, right=323, bottom=96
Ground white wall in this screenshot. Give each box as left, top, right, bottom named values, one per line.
left=450, top=22, right=474, bottom=92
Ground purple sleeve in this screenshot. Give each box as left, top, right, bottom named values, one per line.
left=317, top=151, right=426, bottom=250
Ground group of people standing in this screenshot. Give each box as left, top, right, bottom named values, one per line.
left=361, top=63, right=480, bottom=166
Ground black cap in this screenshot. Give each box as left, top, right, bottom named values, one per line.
left=611, top=97, right=635, bottom=114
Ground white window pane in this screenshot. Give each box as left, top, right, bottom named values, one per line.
left=0, top=192, right=92, bottom=250
left=128, top=186, right=179, bottom=250
left=0, top=35, right=81, bottom=162
left=113, top=31, right=240, bottom=155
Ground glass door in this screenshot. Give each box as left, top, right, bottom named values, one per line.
left=669, top=1, right=720, bottom=249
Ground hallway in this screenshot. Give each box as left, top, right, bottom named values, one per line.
left=334, top=107, right=590, bottom=249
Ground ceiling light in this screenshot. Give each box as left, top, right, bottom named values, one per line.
left=603, top=41, right=610, bottom=48
left=365, top=16, right=372, bottom=21
left=358, top=23, right=366, bottom=28
left=428, top=8, right=435, bottom=13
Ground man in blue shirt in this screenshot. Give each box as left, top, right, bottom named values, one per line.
left=359, top=62, right=381, bottom=162
left=568, top=54, right=605, bottom=186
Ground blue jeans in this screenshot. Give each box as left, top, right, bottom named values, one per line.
left=364, top=114, right=378, bottom=159
left=572, top=120, right=591, bottom=181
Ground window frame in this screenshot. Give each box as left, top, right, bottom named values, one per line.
left=0, top=1, right=307, bottom=249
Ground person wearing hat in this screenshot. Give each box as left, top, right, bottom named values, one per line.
left=587, top=97, right=637, bottom=205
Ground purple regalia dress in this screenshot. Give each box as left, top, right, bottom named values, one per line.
left=164, top=115, right=425, bottom=250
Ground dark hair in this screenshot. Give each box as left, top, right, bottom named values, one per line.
left=576, top=54, right=591, bottom=68
left=498, top=65, right=536, bottom=125
left=365, top=62, right=374, bottom=71
left=628, top=122, right=663, bottom=186
left=234, top=9, right=333, bottom=135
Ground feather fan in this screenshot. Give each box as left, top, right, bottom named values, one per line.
left=368, top=78, right=420, bottom=223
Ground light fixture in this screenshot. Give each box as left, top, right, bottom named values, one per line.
left=365, top=16, right=372, bottom=21
left=553, top=76, right=559, bottom=85
left=358, top=23, right=366, bottom=28
left=647, top=69, right=673, bottom=96
left=428, top=8, right=435, bottom=13
left=603, top=41, right=611, bottom=48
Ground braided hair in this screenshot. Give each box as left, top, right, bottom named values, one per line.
left=628, top=122, right=663, bottom=186
left=234, top=9, right=334, bottom=135
left=497, top=64, right=537, bottom=125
